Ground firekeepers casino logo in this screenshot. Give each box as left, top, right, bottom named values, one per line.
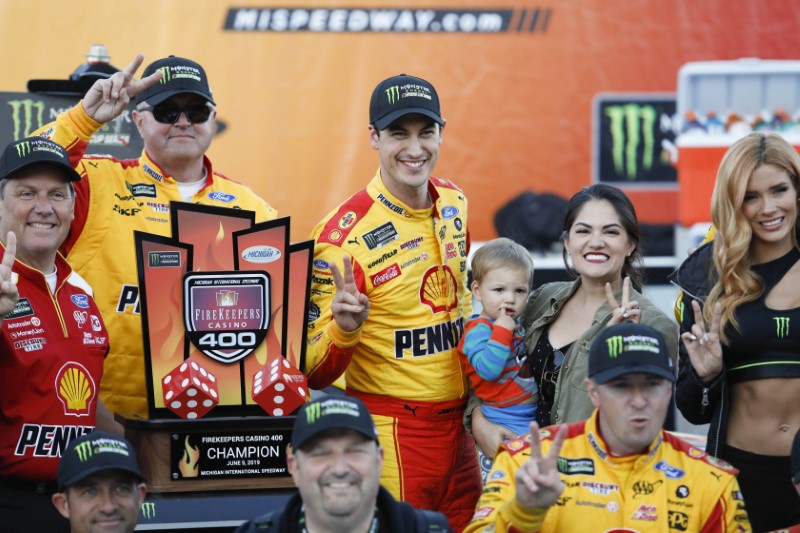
left=419, top=265, right=458, bottom=313
left=55, top=362, right=97, bottom=417
left=184, top=272, right=270, bottom=364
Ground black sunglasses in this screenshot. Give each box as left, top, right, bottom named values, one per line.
left=139, top=102, right=213, bottom=124
left=540, top=349, right=565, bottom=400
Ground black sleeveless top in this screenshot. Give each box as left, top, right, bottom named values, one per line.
left=724, top=247, right=800, bottom=384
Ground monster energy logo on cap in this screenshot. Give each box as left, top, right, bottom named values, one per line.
left=74, top=440, right=94, bottom=462
left=158, top=66, right=171, bottom=84
left=14, top=141, right=31, bottom=158
left=385, top=85, right=401, bottom=105
left=306, top=401, right=322, bottom=424
left=606, top=335, right=624, bottom=358
left=775, top=316, right=790, bottom=339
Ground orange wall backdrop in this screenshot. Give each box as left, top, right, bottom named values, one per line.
left=1, top=1, right=798, bottom=240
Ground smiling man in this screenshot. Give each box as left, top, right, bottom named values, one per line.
left=303, top=74, right=480, bottom=531
left=35, top=54, right=277, bottom=420
left=0, top=137, right=111, bottom=532
left=236, top=397, right=451, bottom=533
left=52, top=432, right=147, bottom=533
left=466, top=323, right=752, bottom=533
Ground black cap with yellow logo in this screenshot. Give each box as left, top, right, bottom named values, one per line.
left=57, top=431, right=145, bottom=491
left=0, top=137, right=81, bottom=182
left=291, top=397, right=379, bottom=451
left=589, top=323, right=675, bottom=384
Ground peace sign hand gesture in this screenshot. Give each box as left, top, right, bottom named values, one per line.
left=680, top=300, right=724, bottom=383
left=0, top=232, right=19, bottom=319
left=515, top=421, right=567, bottom=510
left=606, top=277, right=641, bottom=325
left=329, top=256, right=370, bottom=333
left=82, top=54, right=163, bottom=124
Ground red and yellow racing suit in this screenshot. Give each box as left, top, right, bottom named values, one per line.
left=0, top=249, right=108, bottom=482
left=305, top=171, right=481, bottom=532
left=465, top=410, right=750, bottom=533
left=35, top=104, right=277, bottom=418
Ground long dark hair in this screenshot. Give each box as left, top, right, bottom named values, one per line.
left=561, top=184, right=644, bottom=291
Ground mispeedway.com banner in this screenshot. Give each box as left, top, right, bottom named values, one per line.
left=224, top=7, right=552, bottom=33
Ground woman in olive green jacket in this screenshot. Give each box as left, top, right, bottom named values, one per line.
left=469, top=184, right=678, bottom=458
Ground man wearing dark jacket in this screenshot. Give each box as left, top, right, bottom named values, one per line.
left=235, top=396, right=451, bottom=533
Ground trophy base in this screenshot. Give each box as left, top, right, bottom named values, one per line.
left=118, top=414, right=295, bottom=493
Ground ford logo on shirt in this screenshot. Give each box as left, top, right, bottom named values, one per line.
left=654, top=461, right=685, bottom=479
left=313, top=260, right=329, bottom=270
left=70, top=294, right=90, bottom=309
left=241, top=245, right=282, bottom=264
left=208, top=192, right=237, bottom=203
left=441, top=206, right=459, bottom=219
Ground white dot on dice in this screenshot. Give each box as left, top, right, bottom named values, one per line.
left=187, top=388, right=197, bottom=397
left=275, top=383, right=285, bottom=392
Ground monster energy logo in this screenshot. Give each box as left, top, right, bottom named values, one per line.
left=557, top=456, right=595, bottom=475
left=774, top=316, right=790, bottom=339
left=385, top=86, right=400, bottom=105
left=15, top=141, right=31, bottom=158
left=306, top=402, right=321, bottom=424
left=8, top=99, right=45, bottom=140
left=606, top=335, right=624, bottom=358
left=605, top=104, right=657, bottom=180
left=74, top=441, right=93, bottom=462
left=159, top=66, right=171, bottom=84
left=140, top=501, right=156, bottom=520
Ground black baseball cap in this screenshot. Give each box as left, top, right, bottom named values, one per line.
left=292, top=397, right=379, bottom=451
left=0, top=137, right=81, bottom=182
left=58, top=431, right=145, bottom=491
left=134, top=56, right=215, bottom=106
left=589, top=323, right=675, bottom=384
left=369, top=74, right=443, bottom=131
left=792, top=428, right=800, bottom=485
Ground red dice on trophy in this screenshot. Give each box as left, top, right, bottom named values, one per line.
left=162, top=359, right=220, bottom=419
left=251, top=355, right=307, bottom=416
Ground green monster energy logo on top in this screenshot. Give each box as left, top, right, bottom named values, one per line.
left=385, top=86, right=400, bottom=105
left=605, top=104, right=657, bottom=180
left=158, top=66, right=171, bottom=84
left=774, top=316, right=790, bottom=339
left=306, top=401, right=321, bottom=424
left=8, top=99, right=45, bottom=140
left=74, top=441, right=93, bottom=462
left=606, top=335, right=623, bottom=358
left=140, top=502, right=156, bottom=520
left=15, top=141, right=31, bottom=158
